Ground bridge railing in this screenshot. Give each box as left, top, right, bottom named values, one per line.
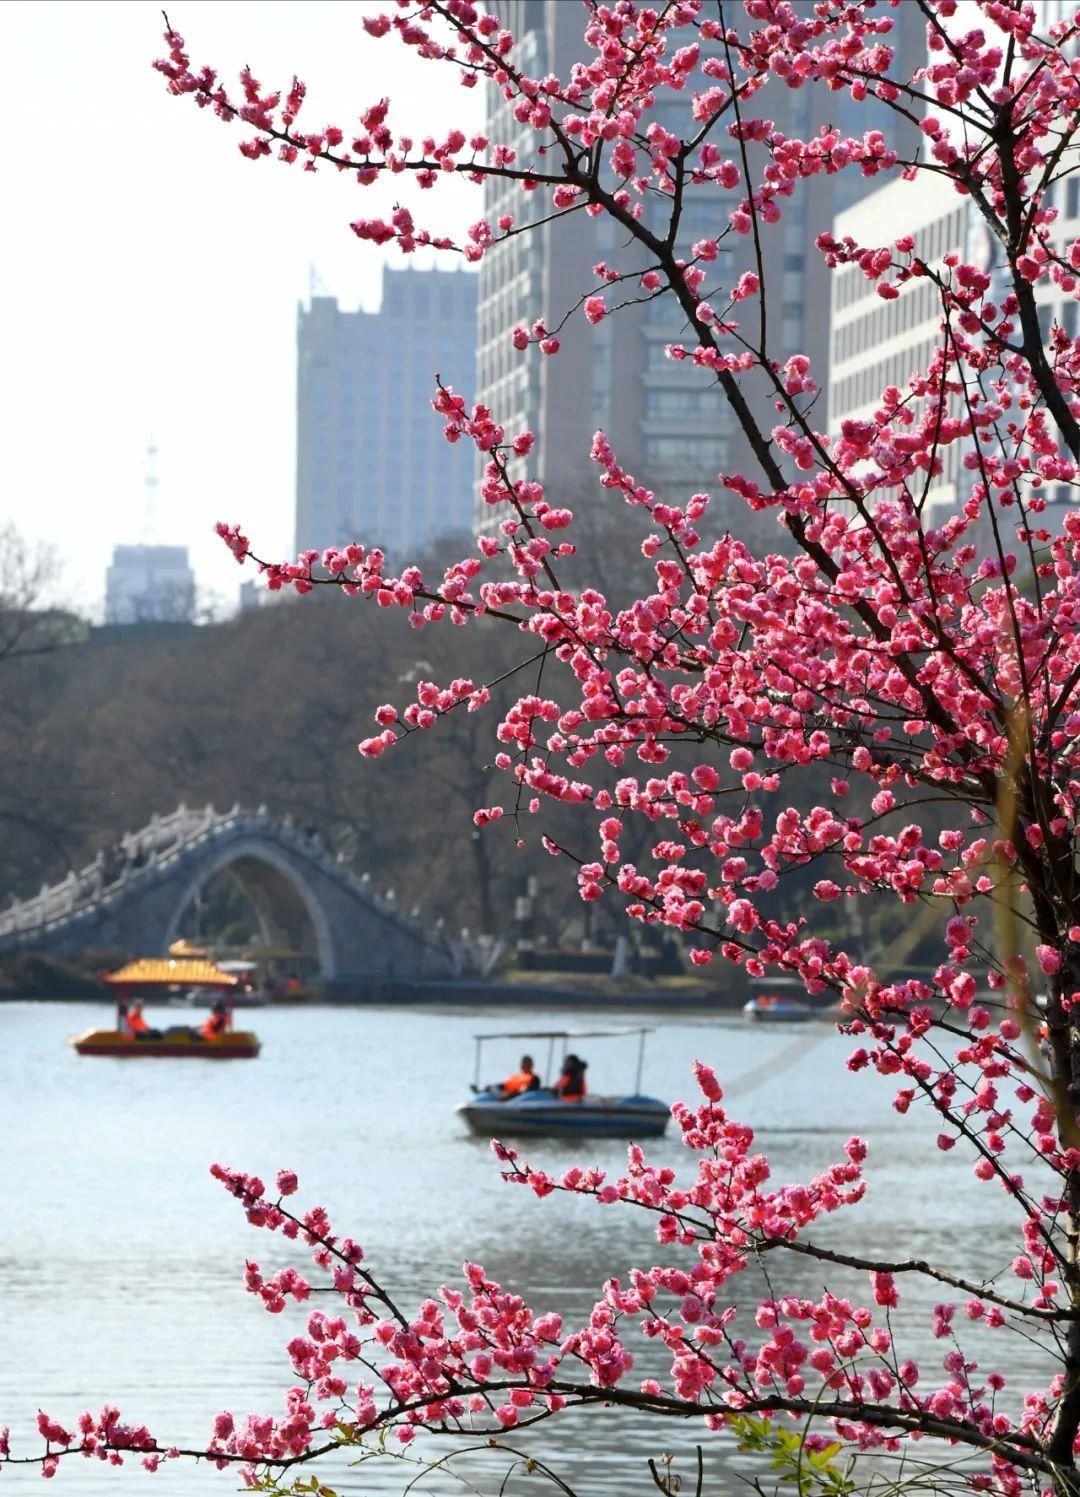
left=0, top=804, right=442, bottom=951
left=0, top=803, right=232, bottom=940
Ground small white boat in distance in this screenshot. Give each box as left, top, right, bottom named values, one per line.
left=743, top=994, right=813, bottom=1022
left=456, top=1028, right=671, bottom=1140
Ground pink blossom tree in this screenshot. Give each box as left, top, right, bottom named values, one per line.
left=9, top=0, right=1080, bottom=1491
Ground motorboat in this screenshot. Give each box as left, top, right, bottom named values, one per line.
left=461, top=1088, right=671, bottom=1139
left=185, top=960, right=266, bottom=1008
left=69, top=958, right=260, bottom=1059
left=181, top=986, right=265, bottom=1010
left=264, top=975, right=312, bottom=1004
left=245, top=945, right=314, bottom=1003
left=743, top=994, right=812, bottom=1022
left=456, top=1028, right=670, bottom=1140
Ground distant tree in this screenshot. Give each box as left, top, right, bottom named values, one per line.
left=0, top=523, right=73, bottom=664
left=0, top=526, right=91, bottom=888
left=7, top=584, right=569, bottom=939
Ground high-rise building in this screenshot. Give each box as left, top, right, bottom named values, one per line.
left=829, top=143, right=1080, bottom=526
left=827, top=173, right=971, bottom=523
left=294, top=266, right=478, bottom=558
left=475, top=1, right=926, bottom=535
left=104, top=544, right=195, bottom=624
left=1040, top=0, right=1080, bottom=35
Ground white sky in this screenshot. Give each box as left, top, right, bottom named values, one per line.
left=0, top=1, right=481, bottom=616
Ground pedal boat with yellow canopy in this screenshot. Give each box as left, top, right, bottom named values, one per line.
left=70, top=958, right=261, bottom=1059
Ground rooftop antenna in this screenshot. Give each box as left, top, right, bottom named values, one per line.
left=309, top=263, right=330, bottom=302
left=141, top=441, right=160, bottom=544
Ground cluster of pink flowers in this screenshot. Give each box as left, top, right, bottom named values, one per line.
left=6, top=0, right=1079, bottom=1490
left=176, top=1, right=1080, bottom=1479
left=16, top=1408, right=163, bottom=1478
left=12, top=1064, right=1068, bottom=1488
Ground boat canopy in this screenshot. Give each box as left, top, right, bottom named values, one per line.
left=104, top=958, right=239, bottom=989
left=471, top=1027, right=653, bottom=1093
left=473, top=1028, right=653, bottom=1041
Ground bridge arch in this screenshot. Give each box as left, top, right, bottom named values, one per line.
left=0, top=804, right=453, bottom=986
left=163, top=837, right=337, bottom=979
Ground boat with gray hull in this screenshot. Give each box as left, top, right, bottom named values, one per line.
left=456, top=1028, right=671, bottom=1140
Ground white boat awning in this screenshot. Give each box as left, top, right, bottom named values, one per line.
left=473, top=1028, right=653, bottom=1041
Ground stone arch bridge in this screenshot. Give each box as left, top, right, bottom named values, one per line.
left=0, top=804, right=453, bottom=989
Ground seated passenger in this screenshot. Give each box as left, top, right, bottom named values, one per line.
left=200, top=1002, right=229, bottom=1042
left=553, top=1054, right=587, bottom=1103
left=501, top=1055, right=541, bottom=1097
left=125, top=1001, right=161, bottom=1041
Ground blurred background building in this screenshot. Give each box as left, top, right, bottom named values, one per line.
left=294, top=265, right=478, bottom=559
left=104, top=543, right=195, bottom=624
left=829, top=130, right=1080, bottom=528
left=827, top=173, right=971, bottom=524
left=103, top=444, right=197, bottom=623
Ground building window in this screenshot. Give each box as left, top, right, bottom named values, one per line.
left=644, top=388, right=724, bottom=420
left=644, top=436, right=729, bottom=471
left=645, top=341, right=676, bottom=370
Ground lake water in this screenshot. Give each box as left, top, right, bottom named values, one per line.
left=0, top=1001, right=1056, bottom=1496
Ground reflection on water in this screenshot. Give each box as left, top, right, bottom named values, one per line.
left=0, top=1002, right=1055, bottom=1495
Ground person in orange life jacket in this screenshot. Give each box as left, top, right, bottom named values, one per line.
left=200, top=1002, right=228, bottom=1042
left=501, top=1055, right=541, bottom=1097
left=125, top=1002, right=149, bottom=1035
left=554, top=1054, right=587, bottom=1102
left=125, top=1001, right=162, bottom=1041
